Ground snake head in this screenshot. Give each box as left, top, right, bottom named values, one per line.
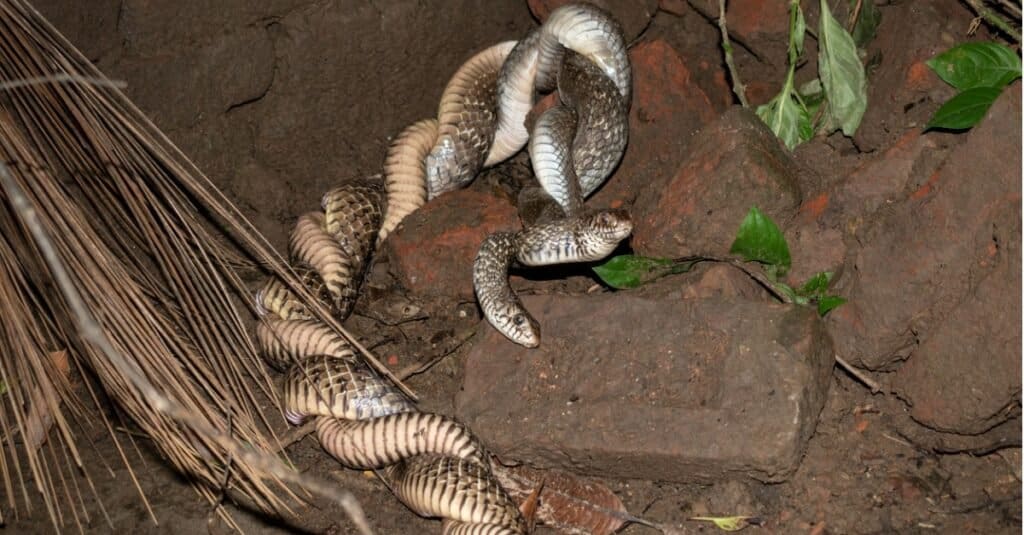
left=588, top=208, right=633, bottom=243
left=495, top=307, right=540, bottom=348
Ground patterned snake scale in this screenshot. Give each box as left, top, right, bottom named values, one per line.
left=253, top=3, right=631, bottom=533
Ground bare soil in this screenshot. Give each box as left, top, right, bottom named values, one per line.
left=12, top=1, right=1021, bottom=534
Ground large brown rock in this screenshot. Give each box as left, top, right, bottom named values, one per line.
left=456, top=288, right=834, bottom=483
left=386, top=188, right=520, bottom=299
left=631, top=107, right=802, bottom=258
left=894, top=200, right=1021, bottom=434
left=828, top=83, right=1022, bottom=373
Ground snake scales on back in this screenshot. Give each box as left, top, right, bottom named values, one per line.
left=253, top=3, right=632, bottom=533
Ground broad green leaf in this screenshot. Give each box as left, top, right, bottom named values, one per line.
left=798, top=78, right=823, bottom=99
left=817, top=295, right=847, bottom=316
left=592, top=255, right=695, bottom=289
left=756, top=91, right=812, bottom=150
left=926, top=86, right=1003, bottom=130
left=690, top=515, right=761, bottom=531
left=793, top=5, right=807, bottom=58
left=818, top=0, right=868, bottom=136
left=729, top=207, right=791, bottom=274
left=927, top=42, right=1022, bottom=91
left=798, top=271, right=834, bottom=296
left=850, top=0, right=881, bottom=48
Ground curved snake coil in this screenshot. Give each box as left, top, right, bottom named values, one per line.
left=254, top=3, right=632, bottom=533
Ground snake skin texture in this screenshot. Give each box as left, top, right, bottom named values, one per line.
left=253, top=3, right=632, bottom=533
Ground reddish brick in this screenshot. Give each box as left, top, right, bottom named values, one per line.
left=386, top=189, right=520, bottom=298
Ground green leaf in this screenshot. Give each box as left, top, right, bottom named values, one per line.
left=817, top=295, right=847, bottom=316
left=926, top=86, right=1003, bottom=130
left=756, top=91, right=813, bottom=150
left=818, top=0, right=868, bottom=136
left=592, top=255, right=695, bottom=289
left=926, top=42, right=1022, bottom=91
left=849, top=0, right=881, bottom=48
left=729, top=207, right=791, bottom=274
left=793, top=4, right=807, bottom=58
left=798, top=271, right=834, bottom=296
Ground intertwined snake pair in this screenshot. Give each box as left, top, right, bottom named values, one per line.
left=254, top=3, right=632, bottom=532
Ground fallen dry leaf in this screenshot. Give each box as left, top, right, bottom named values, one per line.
left=492, top=460, right=641, bottom=535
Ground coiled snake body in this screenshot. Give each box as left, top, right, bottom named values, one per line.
left=254, top=3, right=632, bottom=532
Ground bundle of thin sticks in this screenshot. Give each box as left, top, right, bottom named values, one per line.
left=0, top=0, right=393, bottom=532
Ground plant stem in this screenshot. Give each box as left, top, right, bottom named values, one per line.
left=964, top=0, right=1022, bottom=42
left=717, top=0, right=750, bottom=107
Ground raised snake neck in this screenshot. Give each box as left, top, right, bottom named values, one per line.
left=253, top=3, right=632, bottom=533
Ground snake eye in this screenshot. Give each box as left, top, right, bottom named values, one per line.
left=512, top=314, right=526, bottom=326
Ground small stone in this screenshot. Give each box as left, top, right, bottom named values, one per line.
left=386, top=188, right=520, bottom=298
left=631, top=107, right=802, bottom=259
left=456, top=288, right=834, bottom=483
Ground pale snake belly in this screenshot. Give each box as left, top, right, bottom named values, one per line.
left=253, top=3, right=632, bottom=532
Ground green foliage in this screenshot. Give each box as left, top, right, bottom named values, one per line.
left=817, top=0, right=868, bottom=136
left=729, top=207, right=791, bottom=276
left=592, top=255, right=695, bottom=290
left=926, top=42, right=1021, bottom=131
left=752, top=0, right=869, bottom=149
left=849, top=0, right=881, bottom=48
left=927, top=86, right=1005, bottom=130
left=927, top=42, right=1022, bottom=90
left=592, top=208, right=846, bottom=317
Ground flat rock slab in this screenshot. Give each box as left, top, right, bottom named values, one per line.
left=456, top=291, right=834, bottom=483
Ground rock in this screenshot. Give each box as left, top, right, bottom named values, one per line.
left=852, top=1, right=972, bottom=151
left=456, top=289, right=834, bottom=483
left=386, top=188, right=520, bottom=298
left=828, top=83, right=1022, bottom=371
left=631, top=107, right=802, bottom=258
left=893, top=200, right=1021, bottom=434
left=678, top=263, right=772, bottom=303
left=527, top=0, right=658, bottom=43
left=590, top=39, right=720, bottom=209
left=784, top=222, right=845, bottom=287
left=817, top=129, right=953, bottom=233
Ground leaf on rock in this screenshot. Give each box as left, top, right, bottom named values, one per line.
left=798, top=271, right=834, bottom=296
left=817, top=295, right=847, bottom=316
left=593, top=255, right=694, bottom=290
left=756, top=90, right=813, bottom=150
left=926, top=86, right=1003, bottom=130
left=492, top=462, right=638, bottom=535
left=729, top=207, right=791, bottom=275
left=926, top=42, right=1022, bottom=91
left=818, top=0, right=868, bottom=136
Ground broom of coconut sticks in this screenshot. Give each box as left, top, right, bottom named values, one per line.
left=0, top=0, right=404, bottom=531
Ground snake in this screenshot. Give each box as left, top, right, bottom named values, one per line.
left=252, top=3, right=632, bottom=533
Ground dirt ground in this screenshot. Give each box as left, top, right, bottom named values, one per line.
left=11, top=0, right=1022, bottom=533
